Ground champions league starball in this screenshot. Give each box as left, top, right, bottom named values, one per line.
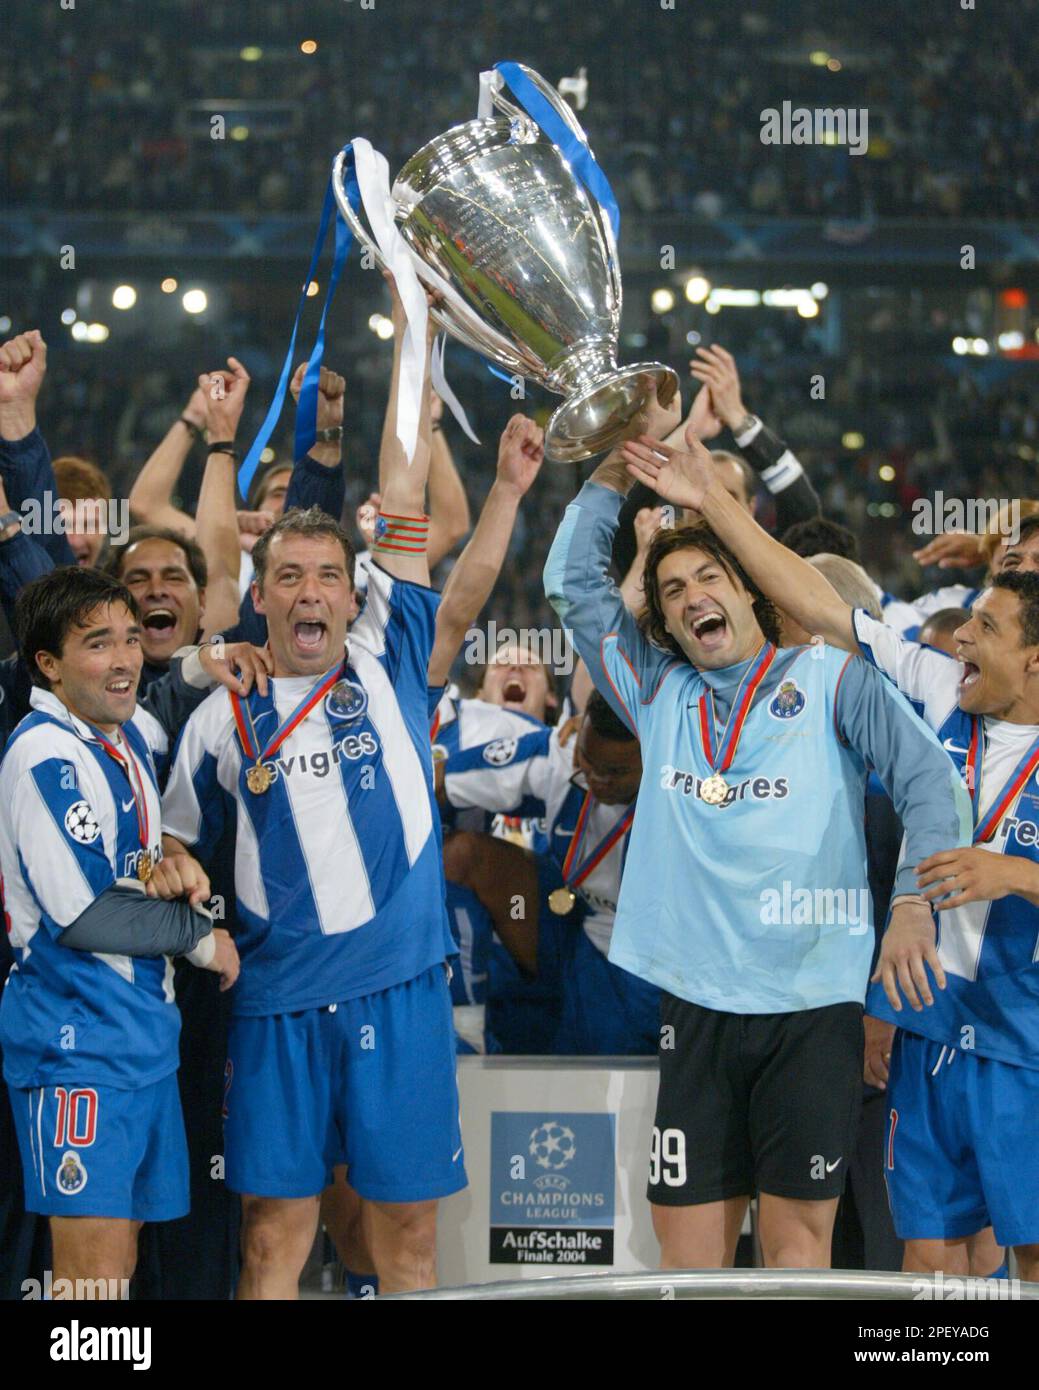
left=529, top=1121, right=577, bottom=1171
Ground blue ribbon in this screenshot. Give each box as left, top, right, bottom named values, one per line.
left=494, top=61, right=620, bottom=243
left=238, top=145, right=360, bottom=499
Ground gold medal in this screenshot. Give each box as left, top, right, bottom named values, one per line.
left=137, top=851, right=153, bottom=883
left=548, top=886, right=577, bottom=915
left=700, top=772, right=730, bottom=806
left=246, top=763, right=273, bottom=795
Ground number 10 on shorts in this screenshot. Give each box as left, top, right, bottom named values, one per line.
left=649, top=1126, right=687, bottom=1186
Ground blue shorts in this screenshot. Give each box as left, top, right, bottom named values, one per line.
left=9, top=1075, right=188, bottom=1222
left=225, top=964, right=467, bottom=1203
left=543, top=917, right=660, bottom=1056
left=885, top=1030, right=1039, bottom=1247
left=484, top=853, right=565, bottom=1054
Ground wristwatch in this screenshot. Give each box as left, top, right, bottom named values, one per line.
left=0, top=509, right=21, bottom=538
left=316, top=426, right=344, bottom=443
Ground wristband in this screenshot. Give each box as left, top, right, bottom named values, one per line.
left=207, top=441, right=239, bottom=461
left=180, top=417, right=201, bottom=440
left=185, top=931, right=216, bottom=968
left=890, top=894, right=931, bottom=910
left=316, top=426, right=343, bottom=443
left=373, top=511, right=430, bottom=555
left=0, top=509, right=22, bottom=537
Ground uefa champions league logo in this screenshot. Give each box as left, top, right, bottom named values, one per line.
left=529, top=1121, right=577, bottom=1171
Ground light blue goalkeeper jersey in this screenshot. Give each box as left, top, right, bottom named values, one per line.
left=544, top=482, right=972, bottom=1014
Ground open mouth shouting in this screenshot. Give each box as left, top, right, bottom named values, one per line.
left=959, top=659, right=981, bottom=692
left=105, top=675, right=136, bottom=705
left=502, top=674, right=528, bottom=706
left=142, top=607, right=178, bottom=638
left=690, top=609, right=729, bottom=653
left=293, top=619, right=328, bottom=656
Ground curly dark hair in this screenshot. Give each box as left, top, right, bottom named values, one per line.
left=642, top=522, right=782, bottom=655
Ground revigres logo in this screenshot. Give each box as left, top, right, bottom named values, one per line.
left=660, top=765, right=789, bottom=805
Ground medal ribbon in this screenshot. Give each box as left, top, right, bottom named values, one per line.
left=560, top=791, right=635, bottom=890
left=697, top=642, right=776, bottom=773
left=965, top=716, right=1039, bottom=844
left=94, top=728, right=150, bottom=854
left=231, top=664, right=345, bottom=769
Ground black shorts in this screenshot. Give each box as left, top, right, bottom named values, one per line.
left=649, top=997, right=863, bottom=1206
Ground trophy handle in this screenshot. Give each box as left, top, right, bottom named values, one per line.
left=494, top=65, right=623, bottom=315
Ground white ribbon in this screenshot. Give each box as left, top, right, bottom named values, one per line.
left=351, top=137, right=428, bottom=464
left=430, top=334, right=482, bottom=445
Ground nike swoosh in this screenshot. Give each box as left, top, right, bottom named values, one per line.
left=452, top=1146, right=463, bottom=1163
left=943, top=738, right=969, bottom=755
left=825, top=1158, right=842, bottom=1173
left=554, top=827, right=577, bottom=838
left=252, top=709, right=276, bottom=724
left=121, top=798, right=135, bottom=813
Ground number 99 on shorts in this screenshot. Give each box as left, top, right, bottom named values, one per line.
left=649, top=1126, right=687, bottom=1187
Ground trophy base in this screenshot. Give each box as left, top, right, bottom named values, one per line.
left=543, top=364, right=680, bottom=464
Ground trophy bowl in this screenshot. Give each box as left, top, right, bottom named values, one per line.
left=334, top=66, right=677, bottom=462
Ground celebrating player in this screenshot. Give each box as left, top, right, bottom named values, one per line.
left=0, top=567, right=237, bottom=1292
left=542, top=411, right=970, bottom=1271
left=161, top=277, right=465, bottom=1298
left=654, top=432, right=1039, bottom=1280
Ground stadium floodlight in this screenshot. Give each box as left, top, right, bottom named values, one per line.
left=811, top=282, right=829, bottom=299
left=240, top=46, right=262, bottom=61
left=972, top=338, right=990, bottom=355
left=797, top=299, right=820, bottom=318
left=112, top=285, right=137, bottom=310
left=231, top=126, right=250, bottom=142
left=260, top=447, right=276, bottom=464
left=71, top=321, right=89, bottom=341
left=879, top=464, right=896, bottom=482
left=952, top=337, right=968, bottom=355
left=842, top=432, right=865, bottom=449
left=61, top=308, right=77, bottom=325
left=685, top=330, right=702, bottom=346
left=161, top=278, right=178, bottom=294
left=0, top=316, right=10, bottom=334
left=684, top=275, right=711, bottom=304
left=182, top=290, right=208, bottom=315
left=650, top=288, right=675, bottom=314
left=827, top=58, right=842, bottom=72
left=708, top=289, right=761, bottom=308
left=375, top=319, right=395, bottom=340
left=809, top=50, right=829, bottom=66
left=998, top=331, right=1025, bottom=351
left=305, top=280, right=320, bottom=298
left=301, top=40, right=318, bottom=54
left=85, top=323, right=109, bottom=343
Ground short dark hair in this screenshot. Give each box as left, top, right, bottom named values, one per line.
left=643, top=522, right=782, bottom=654
left=251, top=506, right=356, bottom=590
left=991, top=571, right=1039, bottom=646
left=1009, top=513, right=1039, bottom=549
left=780, top=516, right=859, bottom=561
left=584, top=689, right=636, bottom=744
left=249, top=462, right=293, bottom=511
left=16, top=567, right=141, bottom=689
left=105, top=525, right=208, bottom=591
left=918, top=607, right=970, bottom=643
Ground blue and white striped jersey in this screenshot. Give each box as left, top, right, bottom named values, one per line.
left=0, top=689, right=175, bottom=1090
left=443, top=724, right=630, bottom=958
left=879, top=583, right=980, bottom=641
left=432, top=689, right=547, bottom=840
left=162, top=563, right=455, bottom=1015
left=854, top=610, right=1039, bottom=1068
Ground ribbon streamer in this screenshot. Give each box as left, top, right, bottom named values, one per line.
left=430, top=335, right=482, bottom=445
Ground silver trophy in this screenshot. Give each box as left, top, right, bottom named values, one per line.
left=332, top=65, right=677, bottom=462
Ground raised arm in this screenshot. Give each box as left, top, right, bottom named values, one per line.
left=543, top=386, right=682, bottom=732
left=622, top=428, right=857, bottom=652
left=690, top=344, right=820, bottom=530
left=427, top=415, right=544, bottom=688
left=0, top=329, right=76, bottom=568
left=374, top=275, right=436, bottom=586
left=427, top=393, right=471, bottom=567
left=195, top=358, right=251, bottom=639
left=127, top=386, right=207, bottom=536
